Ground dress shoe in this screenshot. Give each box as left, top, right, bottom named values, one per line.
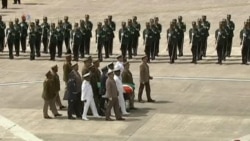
left=148, top=99, right=156, bottom=103
left=54, top=114, right=62, bottom=117
left=105, top=118, right=114, bottom=121
left=59, top=106, right=67, bottom=110
left=44, top=116, right=52, bottom=119
left=116, top=118, right=125, bottom=121
left=82, top=117, right=89, bottom=121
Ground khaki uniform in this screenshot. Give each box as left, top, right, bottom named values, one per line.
left=52, top=71, right=63, bottom=107
left=122, top=69, right=135, bottom=108
left=63, top=62, right=72, bottom=100
left=105, top=77, right=122, bottom=120
left=42, top=78, right=58, bottom=117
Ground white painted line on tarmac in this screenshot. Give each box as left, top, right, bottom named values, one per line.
left=0, top=115, right=43, bottom=141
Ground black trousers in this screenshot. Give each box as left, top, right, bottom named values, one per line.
left=202, top=37, right=208, bottom=56
left=132, top=37, right=138, bottom=56
left=20, top=36, right=27, bottom=52
left=64, top=37, right=71, bottom=54
left=138, top=82, right=152, bottom=101
left=177, top=36, right=184, bottom=56
left=85, top=37, right=90, bottom=55
left=30, top=42, right=35, bottom=60
left=14, top=38, right=20, bottom=56
left=154, top=38, right=160, bottom=56
left=49, top=43, right=56, bottom=60
left=80, top=40, right=85, bottom=58
left=151, top=40, right=156, bottom=60
left=198, top=41, right=203, bottom=60
left=57, top=40, right=63, bottom=57
left=108, top=38, right=113, bottom=55
left=97, top=43, right=103, bottom=61
left=145, top=44, right=151, bottom=62
left=227, top=37, right=233, bottom=57
left=216, top=44, right=225, bottom=63
left=13, top=0, right=20, bottom=4
left=68, top=100, right=81, bottom=118
left=0, top=36, right=5, bottom=51
left=8, top=41, right=14, bottom=59
left=2, top=0, right=7, bottom=8
left=35, top=38, right=41, bottom=57
left=168, top=42, right=177, bottom=63
left=127, top=40, right=132, bottom=59
left=104, top=40, right=109, bottom=58
left=121, top=43, right=127, bottom=59
left=242, top=44, right=249, bottom=64
left=73, top=43, right=80, bottom=61
left=191, top=44, right=198, bottom=63
left=42, top=37, right=49, bottom=53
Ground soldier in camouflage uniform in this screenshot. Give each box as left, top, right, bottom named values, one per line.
left=56, top=20, right=64, bottom=58
left=177, top=16, right=186, bottom=56
left=85, top=15, right=93, bottom=55
left=71, top=23, right=82, bottom=61
left=63, top=16, right=72, bottom=54
left=35, top=19, right=42, bottom=57
left=20, top=16, right=28, bottom=53
left=95, top=22, right=105, bottom=61
left=14, top=18, right=21, bottom=56
left=41, top=17, right=50, bottom=54
left=28, top=22, right=36, bottom=60
left=132, top=16, right=140, bottom=56
left=226, top=14, right=235, bottom=57
left=108, top=15, right=115, bottom=55
left=0, top=16, right=6, bottom=52
left=80, top=20, right=87, bottom=58
left=119, top=22, right=130, bottom=58
left=49, top=23, right=58, bottom=61
left=6, top=21, right=16, bottom=59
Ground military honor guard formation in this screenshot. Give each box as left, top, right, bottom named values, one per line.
left=42, top=54, right=154, bottom=121
left=2, top=14, right=250, bottom=64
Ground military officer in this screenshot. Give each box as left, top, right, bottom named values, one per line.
left=119, top=22, right=130, bottom=58
left=197, top=19, right=208, bottom=60
left=71, top=23, right=82, bottom=61
left=79, top=20, right=87, bottom=58
left=127, top=19, right=135, bottom=59
left=63, top=16, right=72, bottom=54
left=85, top=15, right=93, bottom=55
left=102, top=19, right=113, bottom=58
left=63, top=55, right=72, bottom=100
left=189, top=21, right=200, bottom=64
left=122, top=62, right=136, bottom=110
left=108, top=15, right=116, bottom=55
left=240, top=22, right=250, bottom=65
left=0, top=16, right=6, bottom=52
left=20, top=16, right=28, bottom=53
left=226, top=14, right=235, bottom=57
left=132, top=16, right=141, bottom=56
left=154, top=17, right=162, bottom=57
left=138, top=55, right=155, bottom=102
left=14, top=18, right=21, bottom=56
left=41, top=17, right=50, bottom=53
left=201, top=15, right=210, bottom=57
left=35, top=19, right=42, bottom=57
left=105, top=69, right=125, bottom=121
left=95, top=22, right=105, bottom=61
left=6, top=21, right=16, bottom=59
left=28, top=22, right=36, bottom=60
left=143, top=22, right=154, bottom=62
left=51, top=65, right=66, bottom=110
left=56, top=20, right=64, bottom=58
left=215, top=22, right=227, bottom=64
left=177, top=16, right=186, bottom=56
left=167, top=22, right=178, bottom=64
left=49, top=23, right=58, bottom=61
left=42, top=71, right=62, bottom=119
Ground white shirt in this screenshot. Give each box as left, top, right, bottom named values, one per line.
left=115, top=61, right=124, bottom=74
left=81, top=80, right=93, bottom=101
left=114, top=75, right=124, bottom=95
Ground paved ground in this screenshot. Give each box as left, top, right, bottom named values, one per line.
left=1, top=0, right=250, bottom=141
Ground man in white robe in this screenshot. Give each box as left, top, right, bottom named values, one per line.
left=81, top=72, right=101, bottom=120
left=114, top=55, right=124, bottom=75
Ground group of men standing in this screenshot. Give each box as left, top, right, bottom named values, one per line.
left=42, top=53, right=155, bottom=121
